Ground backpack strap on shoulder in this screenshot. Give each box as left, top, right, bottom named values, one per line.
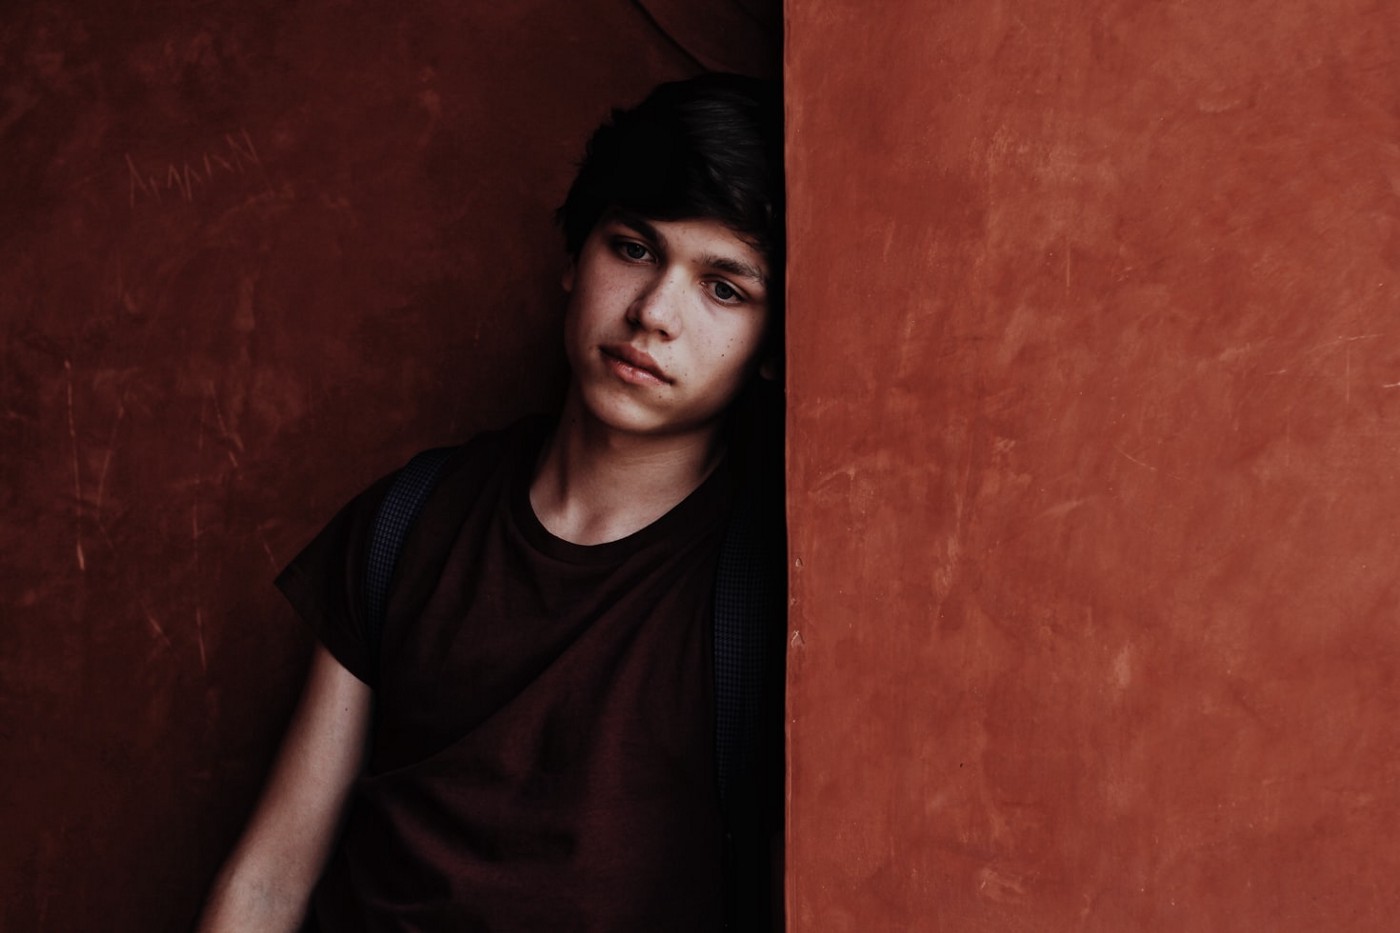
left=713, top=496, right=775, bottom=805
left=363, top=446, right=457, bottom=662
left=714, top=469, right=785, bottom=931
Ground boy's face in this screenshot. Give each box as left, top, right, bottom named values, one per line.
left=562, top=211, right=773, bottom=441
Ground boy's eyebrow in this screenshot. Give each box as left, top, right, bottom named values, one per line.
left=609, top=211, right=665, bottom=249
left=608, top=211, right=769, bottom=290
left=700, top=253, right=768, bottom=290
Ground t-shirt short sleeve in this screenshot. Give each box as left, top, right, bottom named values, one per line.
left=274, top=471, right=397, bottom=686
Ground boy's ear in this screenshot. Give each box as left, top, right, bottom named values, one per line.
left=562, top=258, right=576, bottom=293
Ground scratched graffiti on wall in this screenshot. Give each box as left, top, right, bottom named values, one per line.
left=124, top=129, right=264, bottom=208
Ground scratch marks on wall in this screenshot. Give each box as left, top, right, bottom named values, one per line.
left=1299, top=333, right=1383, bottom=407
left=92, top=390, right=127, bottom=554
left=1111, top=646, right=1134, bottom=691
left=141, top=599, right=174, bottom=653
left=1063, top=233, right=1072, bottom=292
left=124, top=128, right=263, bottom=209
left=976, top=865, right=1028, bottom=903
left=192, top=392, right=209, bottom=675
left=194, top=603, right=207, bottom=674
left=1268, top=332, right=1388, bottom=413
left=1113, top=446, right=1159, bottom=473
left=57, top=360, right=133, bottom=572
left=47, top=348, right=257, bottom=683
left=1346, top=345, right=1352, bottom=404
left=1313, top=333, right=1383, bottom=350
left=1036, top=498, right=1091, bottom=522
left=206, top=380, right=244, bottom=469
left=63, top=360, right=85, bottom=573
left=254, top=528, right=279, bottom=569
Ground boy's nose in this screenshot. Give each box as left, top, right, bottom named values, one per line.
left=626, top=272, right=685, bottom=339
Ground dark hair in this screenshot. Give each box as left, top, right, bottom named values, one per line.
left=557, top=73, right=784, bottom=273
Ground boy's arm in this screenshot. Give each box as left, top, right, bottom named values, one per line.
left=197, top=644, right=371, bottom=933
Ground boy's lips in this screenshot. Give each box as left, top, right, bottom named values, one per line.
left=600, top=344, right=672, bottom=384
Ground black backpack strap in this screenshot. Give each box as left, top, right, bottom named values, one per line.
left=714, top=472, right=785, bottom=931
left=713, top=495, right=777, bottom=804
left=363, top=447, right=457, bottom=664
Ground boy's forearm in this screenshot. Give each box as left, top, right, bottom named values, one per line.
left=197, top=858, right=312, bottom=933
left=197, top=644, right=371, bottom=932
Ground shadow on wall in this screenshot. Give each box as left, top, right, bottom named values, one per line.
left=0, top=1, right=777, bottom=930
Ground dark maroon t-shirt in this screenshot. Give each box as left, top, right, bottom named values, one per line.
left=276, top=417, right=733, bottom=932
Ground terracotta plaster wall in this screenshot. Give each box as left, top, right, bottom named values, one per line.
left=785, top=1, right=1400, bottom=930
left=0, top=3, right=775, bottom=930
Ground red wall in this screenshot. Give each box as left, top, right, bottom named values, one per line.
left=786, top=1, right=1400, bottom=929
left=0, top=2, right=774, bottom=929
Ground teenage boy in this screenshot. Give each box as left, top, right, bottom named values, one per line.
left=198, top=73, right=785, bottom=932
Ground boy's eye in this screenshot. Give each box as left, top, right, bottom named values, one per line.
left=619, top=241, right=652, bottom=261
left=711, top=281, right=741, bottom=303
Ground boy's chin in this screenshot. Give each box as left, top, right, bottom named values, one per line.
left=572, top=391, right=726, bottom=442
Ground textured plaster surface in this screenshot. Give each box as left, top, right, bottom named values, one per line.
left=785, top=1, right=1400, bottom=929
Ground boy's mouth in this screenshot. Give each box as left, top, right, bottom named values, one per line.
left=600, top=344, right=672, bottom=384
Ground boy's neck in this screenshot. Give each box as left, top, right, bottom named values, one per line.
left=529, top=393, right=727, bottom=546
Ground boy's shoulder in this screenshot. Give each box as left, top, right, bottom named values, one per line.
left=386, top=413, right=552, bottom=538
left=429, top=413, right=551, bottom=486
